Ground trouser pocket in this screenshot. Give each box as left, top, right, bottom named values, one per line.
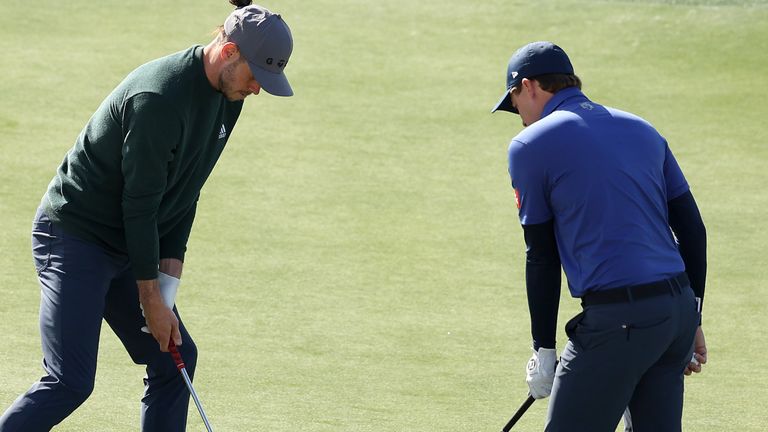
left=566, top=308, right=671, bottom=351
left=32, top=209, right=56, bottom=275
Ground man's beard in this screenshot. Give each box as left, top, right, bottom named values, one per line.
left=218, top=61, right=245, bottom=101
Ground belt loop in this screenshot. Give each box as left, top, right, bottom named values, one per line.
left=625, top=286, right=634, bottom=302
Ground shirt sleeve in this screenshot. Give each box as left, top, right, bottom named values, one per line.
left=508, top=139, right=552, bottom=225
left=522, top=221, right=562, bottom=350
left=120, top=93, right=182, bottom=280
left=667, top=190, right=707, bottom=309
left=662, top=140, right=690, bottom=201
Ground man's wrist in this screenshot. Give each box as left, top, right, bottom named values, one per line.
left=157, top=272, right=180, bottom=308
left=159, top=258, right=183, bottom=278
left=158, top=272, right=181, bottom=286
left=533, top=342, right=556, bottom=351
left=137, top=279, right=161, bottom=303
left=695, top=296, right=702, bottom=325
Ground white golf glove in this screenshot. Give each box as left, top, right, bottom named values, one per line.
left=140, top=272, right=180, bottom=333
left=526, top=347, right=557, bottom=399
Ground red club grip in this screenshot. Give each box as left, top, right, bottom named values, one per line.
left=168, top=340, right=185, bottom=371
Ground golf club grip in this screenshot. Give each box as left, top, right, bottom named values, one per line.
left=502, top=395, right=535, bottom=431
left=168, top=340, right=185, bottom=371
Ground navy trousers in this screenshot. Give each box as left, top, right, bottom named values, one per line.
left=545, top=280, right=699, bottom=432
left=0, top=209, right=197, bottom=431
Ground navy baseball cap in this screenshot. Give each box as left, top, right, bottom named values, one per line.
left=491, top=41, right=574, bottom=114
left=225, top=5, right=294, bottom=96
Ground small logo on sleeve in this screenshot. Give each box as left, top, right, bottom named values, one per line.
left=218, top=124, right=227, bottom=140
left=514, top=188, right=521, bottom=209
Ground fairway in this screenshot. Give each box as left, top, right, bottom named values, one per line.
left=1, top=0, right=767, bottom=430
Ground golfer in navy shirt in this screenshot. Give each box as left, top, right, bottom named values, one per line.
left=492, top=41, right=708, bottom=431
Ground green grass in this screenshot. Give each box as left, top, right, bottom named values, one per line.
left=1, top=0, right=767, bottom=430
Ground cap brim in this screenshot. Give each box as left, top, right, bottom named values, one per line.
left=491, top=90, right=518, bottom=114
left=248, top=62, right=293, bottom=97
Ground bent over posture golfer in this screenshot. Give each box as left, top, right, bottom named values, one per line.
left=491, top=42, right=707, bottom=431
left=0, top=1, right=293, bottom=430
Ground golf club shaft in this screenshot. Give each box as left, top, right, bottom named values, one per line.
left=502, top=394, right=535, bottom=432
left=179, top=366, right=214, bottom=432
left=169, top=341, right=214, bottom=432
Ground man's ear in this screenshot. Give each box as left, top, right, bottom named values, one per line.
left=220, top=42, right=240, bottom=61
left=521, top=78, right=536, bottom=96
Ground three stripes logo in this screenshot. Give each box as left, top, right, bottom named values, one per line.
left=218, top=124, right=227, bottom=140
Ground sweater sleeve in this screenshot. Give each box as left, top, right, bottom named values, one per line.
left=159, top=198, right=198, bottom=261
left=120, top=93, right=182, bottom=280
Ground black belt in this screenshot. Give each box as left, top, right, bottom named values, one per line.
left=580, top=273, right=690, bottom=307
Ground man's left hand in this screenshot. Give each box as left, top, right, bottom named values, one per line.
left=526, top=347, right=557, bottom=399
left=140, top=272, right=180, bottom=333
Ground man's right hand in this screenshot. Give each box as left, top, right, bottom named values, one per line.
left=138, top=279, right=182, bottom=352
left=685, top=326, right=707, bottom=376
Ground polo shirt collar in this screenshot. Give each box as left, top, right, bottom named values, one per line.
left=541, top=87, right=586, bottom=118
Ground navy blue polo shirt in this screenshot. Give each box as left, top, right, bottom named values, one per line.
left=508, top=87, right=688, bottom=296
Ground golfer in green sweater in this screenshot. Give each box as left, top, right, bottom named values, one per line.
left=0, top=1, right=293, bottom=430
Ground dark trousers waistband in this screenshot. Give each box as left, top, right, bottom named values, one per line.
left=580, top=273, right=690, bottom=307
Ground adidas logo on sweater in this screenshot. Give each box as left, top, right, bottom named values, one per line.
left=218, top=124, right=227, bottom=139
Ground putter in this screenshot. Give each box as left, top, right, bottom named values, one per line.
left=169, top=340, right=214, bottom=432
left=501, top=394, right=535, bottom=432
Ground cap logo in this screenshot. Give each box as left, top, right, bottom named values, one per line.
left=266, top=58, right=288, bottom=69
left=510, top=72, right=519, bottom=79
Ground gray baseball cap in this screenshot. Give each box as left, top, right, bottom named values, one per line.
left=491, top=41, right=573, bottom=114
left=224, top=5, right=293, bottom=96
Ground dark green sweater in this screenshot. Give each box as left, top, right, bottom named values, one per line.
left=42, top=45, right=243, bottom=280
